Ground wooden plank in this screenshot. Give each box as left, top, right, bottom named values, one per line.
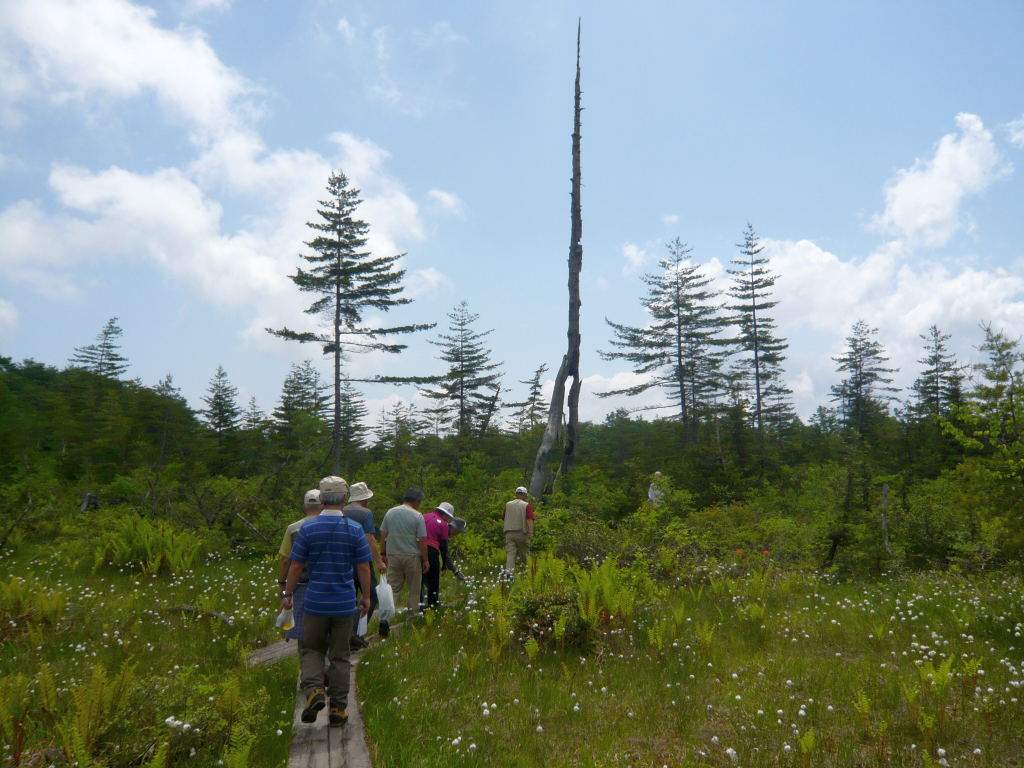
left=333, top=658, right=372, bottom=768
left=248, top=640, right=298, bottom=666
left=289, top=683, right=331, bottom=768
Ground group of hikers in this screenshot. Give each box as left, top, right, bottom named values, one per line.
left=275, top=477, right=536, bottom=727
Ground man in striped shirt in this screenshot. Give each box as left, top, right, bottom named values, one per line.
left=281, top=476, right=372, bottom=727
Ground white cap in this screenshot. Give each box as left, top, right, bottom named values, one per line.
left=348, top=482, right=374, bottom=502
left=303, top=489, right=321, bottom=506
left=435, top=502, right=455, bottom=518
left=515, top=486, right=528, bottom=495
left=319, top=476, right=349, bottom=494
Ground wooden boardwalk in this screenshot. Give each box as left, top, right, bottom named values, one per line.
left=288, top=653, right=372, bottom=768
left=248, top=640, right=374, bottom=768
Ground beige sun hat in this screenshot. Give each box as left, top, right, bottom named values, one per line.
left=348, top=482, right=374, bottom=502
left=435, top=502, right=455, bottom=518
left=303, top=489, right=321, bottom=505
left=319, top=476, right=349, bottom=494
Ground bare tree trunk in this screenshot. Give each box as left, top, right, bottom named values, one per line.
left=531, top=23, right=583, bottom=497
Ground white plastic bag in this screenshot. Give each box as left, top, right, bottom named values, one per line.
left=356, top=614, right=368, bottom=636
left=275, top=608, right=294, bottom=631
left=376, top=579, right=395, bottom=623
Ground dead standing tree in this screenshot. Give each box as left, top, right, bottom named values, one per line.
left=530, top=24, right=583, bottom=498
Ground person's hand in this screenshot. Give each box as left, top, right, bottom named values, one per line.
left=281, top=594, right=294, bottom=610
left=377, top=559, right=388, bottom=574
left=422, top=559, right=430, bottom=574
left=359, top=596, right=371, bottom=616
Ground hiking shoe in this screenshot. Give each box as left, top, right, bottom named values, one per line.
left=328, top=705, right=348, bottom=727
left=350, top=634, right=369, bottom=650
left=379, top=620, right=389, bottom=638
left=301, top=689, right=326, bottom=723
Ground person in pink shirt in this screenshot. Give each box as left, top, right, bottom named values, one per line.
left=421, top=502, right=455, bottom=607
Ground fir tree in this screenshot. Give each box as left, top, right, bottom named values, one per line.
left=726, top=224, right=790, bottom=447
left=201, top=365, right=241, bottom=436
left=273, top=360, right=330, bottom=424
left=70, top=318, right=129, bottom=379
left=509, top=364, right=550, bottom=432
left=830, top=321, right=900, bottom=434
left=969, top=323, right=1024, bottom=441
left=336, top=377, right=369, bottom=474
left=242, top=397, right=266, bottom=432
left=267, top=171, right=434, bottom=475
left=599, top=239, right=727, bottom=443
left=374, top=401, right=422, bottom=464
left=909, top=325, right=964, bottom=419
left=421, top=301, right=503, bottom=436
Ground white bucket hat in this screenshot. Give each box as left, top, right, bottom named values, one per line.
left=435, top=502, right=455, bottom=518
left=348, top=482, right=374, bottom=502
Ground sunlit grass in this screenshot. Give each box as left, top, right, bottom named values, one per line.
left=358, top=565, right=1023, bottom=767
left=0, top=545, right=294, bottom=766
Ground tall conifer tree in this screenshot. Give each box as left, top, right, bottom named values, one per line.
left=599, top=238, right=726, bottom=443
left=909, top=325, right=964, bottom=419
left=421, top=301, right=503, bottom=436
left=201, top=365, right=241, bottom=437
left=830, top=321, right=899, bottom=434
left=268, top=171, right=433, bottom=474
left=726, top=223, right=790, bottom=448
left=70, top=318, right=129, bottom=379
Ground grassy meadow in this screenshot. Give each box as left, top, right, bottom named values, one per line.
left=0, top=540, right=295, bottom=768
left=358, top=558, right=1024, bottom=768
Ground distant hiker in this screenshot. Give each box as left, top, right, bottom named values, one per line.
left=379, top=488, right=429, bottom=622
left=648, top=471, right=665, bottom=504
left=342, top=481, right=386, bottom=650
left=277, top=488, right=322, bottom=642
left=421, top=502, right=456, bottom=607
left=502, top=487, right=535, bottom=573
left=281, top=476, right=372, bottom=728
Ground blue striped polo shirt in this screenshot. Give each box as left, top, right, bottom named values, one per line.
left=289, top=511, right=372, bottom=617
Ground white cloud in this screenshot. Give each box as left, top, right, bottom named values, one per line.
left=870, top=113, right=1008, bottom=248
left=1006, top=116, right=1024, bottom=149
left=0, top=298, right=18, bottom=338
left=0, top=0, right=255, bottom=141
left=662, top=214, right=679, bottom=224
left=622, top=243, right=650, bottom=275
left=0, top=0, right=430, bottom=361
left=757, top=236, right=1024, bottom=417
left=337, top=18, right=356, bottom=44
left=427, top=189, right=465, bottom=216
left=405, top=267, right=454, bottom=299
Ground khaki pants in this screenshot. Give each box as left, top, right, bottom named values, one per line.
left=386, top=553, right=422, bottom=612
left=505, top=531, right=530, bottom=572
left=300, top=613, right=356, bottom=706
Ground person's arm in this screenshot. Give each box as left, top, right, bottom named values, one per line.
left=419, top=537, right=429, bottom=572
left=526, top=504, right=535, bottom=537
left=279, top=557, right=291, bottom=584
left=439, top=538, right=452, bottom=571
left=379, top=530, right=388, bottom=567
left=366, top=534, right=386, bottom=574
left=282, top=559, right=304, bottom=608
left=356, top=561, right=371, bottom=615
left=527, top=519, right=534, bottom=537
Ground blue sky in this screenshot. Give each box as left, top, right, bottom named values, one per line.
left=2, top=0, right=1024, bottom=424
